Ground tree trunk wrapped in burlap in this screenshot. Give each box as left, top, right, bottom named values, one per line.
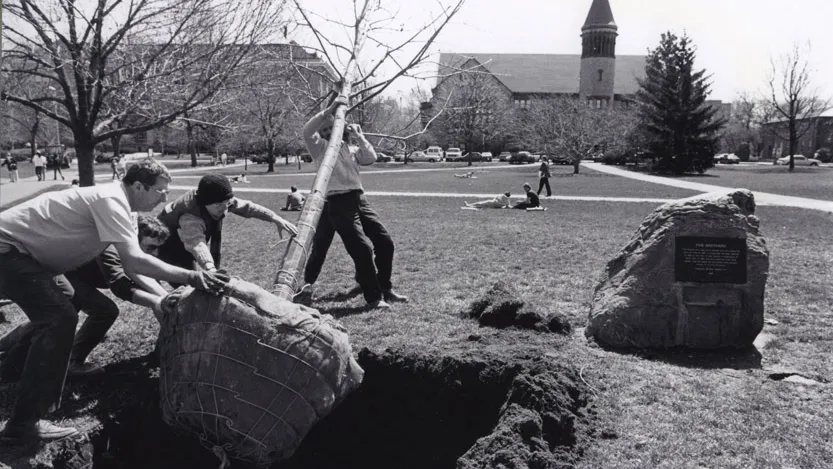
left=157, top=278, right=364, bottom=467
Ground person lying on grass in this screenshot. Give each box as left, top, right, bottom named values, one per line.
left=464, top=192, right=512, bottom=209
left=0, top=159, right=227, bottom=444
left=512, top=183, right=540, bottom=210
left=0, top=215, right=172, bottom=380
left=156, top=174, right=298, bottom=279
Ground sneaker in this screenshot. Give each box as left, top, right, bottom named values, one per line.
left=367, top=299, right=392, bottom=311
left=67, top=362, right=105, bottom=377
left=0, top=420, right=79, bottom=443
left=383, top=290, right=409, bottom=303
left=293, top=284, right=314, bottom=306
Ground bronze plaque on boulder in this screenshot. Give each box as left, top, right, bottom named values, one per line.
left=675, top=236, right=747, bottom=284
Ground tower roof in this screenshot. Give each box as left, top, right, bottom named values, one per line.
left=583, top=0, right=617, bottom=30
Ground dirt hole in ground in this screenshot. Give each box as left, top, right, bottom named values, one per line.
left=48, top=349, right=590, bottom=469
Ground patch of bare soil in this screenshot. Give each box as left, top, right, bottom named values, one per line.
left=461, top=281, right=572, bottom=334
left=1, top=348, right=593, bottom=469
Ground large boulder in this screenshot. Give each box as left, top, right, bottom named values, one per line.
left=157, top=278, right=364, bottom=467
left=586, top=189, right=769, bottom=349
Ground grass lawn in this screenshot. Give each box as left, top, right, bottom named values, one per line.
left=661, top=164, right=833, bottom=201
left=170, top=163, right=703, bottom=200
left=1, top=167, right=831, bottom=468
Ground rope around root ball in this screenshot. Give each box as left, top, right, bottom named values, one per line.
left=213, top=445, right=231, bottom=469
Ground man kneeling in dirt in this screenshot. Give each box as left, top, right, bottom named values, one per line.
left=0, top=215, right=172, bottom=379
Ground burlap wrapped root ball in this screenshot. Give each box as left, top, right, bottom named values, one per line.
left=157, top=278, right=364, bottom=467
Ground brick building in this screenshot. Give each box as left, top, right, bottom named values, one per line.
left=760, top=111, right=833, bottom=160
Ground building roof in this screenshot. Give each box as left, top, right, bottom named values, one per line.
left=438, top=53, right=646, bottom=95
left=583, top=0, right=617, bottom=29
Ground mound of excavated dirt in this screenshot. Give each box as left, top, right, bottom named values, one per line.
left=0, top=349, right=592, bottom=469
left=462, top=281, right=572, bottom=334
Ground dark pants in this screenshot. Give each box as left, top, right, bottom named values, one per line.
left=513, top=202, right=538, bottom=210
left=64, top=272, right=120, bottom=364
left=537, top=177, right=551, bottom=197
left=304, top=191, right=393, bottom=303
left=35, top=166, right=44, bottom=181
left=53, top=166, right=64, bottom=180
left=0, top=250, right=77, bottom=425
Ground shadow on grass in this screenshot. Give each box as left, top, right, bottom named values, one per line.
left=317, top=304, right=375, bottom=318
left=596, top=345, right=763, bottom=370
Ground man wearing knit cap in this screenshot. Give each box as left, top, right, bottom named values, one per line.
left=157, top=174, right=297, bottom=274
left=294, top=96, right=408, bottom=310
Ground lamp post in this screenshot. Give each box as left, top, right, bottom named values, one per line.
left=47, top=86, right=61, bottom=155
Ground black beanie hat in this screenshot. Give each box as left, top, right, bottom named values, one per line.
left=196, top=174, right=234, bottom=205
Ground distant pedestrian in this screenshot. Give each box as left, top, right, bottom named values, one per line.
left=48, top=153, right=65, bottom=181
left=2, top=153, right=19, bottom=183
left=537, top=157, right=551, bottom=197
left=111, top=157, right=122, bottom=180
left=512, top=182, right=540, bottom=209
left=220, top=153, right=228, bottom=166
left=32, top=151, right=46, bottom=181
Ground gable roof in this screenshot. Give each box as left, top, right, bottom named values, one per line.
left=438, top=53, right=646, bottom=95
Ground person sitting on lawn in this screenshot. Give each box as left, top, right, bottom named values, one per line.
left=0, top=215, right=172, bottom=378
left=282, top=185, right=305, bottom=211
left=464, top=192, right=511, bottom=209
left=0, top=159, right=227, bottom=443
left=156, top=174, right=298, bottom=276
left=512, top=183, right=540, bottom=210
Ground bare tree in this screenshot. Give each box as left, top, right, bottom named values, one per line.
left=522, top=97, right=636, bottom=174
left=2, top=0, right=287, bottom=185
left=429, top=64, right=516, bottom=165
left=766, top=43, right=832, bottom=171
left=272, top=0, right=465, bottom=300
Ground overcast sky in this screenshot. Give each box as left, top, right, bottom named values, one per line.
left=292, top=0, right=833, bottom=104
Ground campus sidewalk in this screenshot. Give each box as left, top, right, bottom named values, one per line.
left=582, top=162, right=833, bottom=213
left=0, top=169, right=78, bottom=209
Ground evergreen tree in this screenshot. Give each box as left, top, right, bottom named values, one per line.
left=636, top=32, right=725, bottom=174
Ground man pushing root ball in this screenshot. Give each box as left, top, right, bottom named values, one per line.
left=0, top=160, right=227, bottom=443
left=156, top=174, right=298, bottom=276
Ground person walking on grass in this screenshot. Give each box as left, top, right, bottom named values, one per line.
left=293, top=96, right=408, bottom=310
left=512, top=182, right=540, bottom=209
left=2, top=153, right=19, bottom=183
left=156, top=174, right=297, bottom=277
left=537, top=157, right=552, bottom=197
left=0, top=159, right=227, bottom=444
left=0, top=215, right=172, bottom=379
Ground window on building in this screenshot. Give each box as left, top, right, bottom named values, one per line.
left=598, top=69, right=603, bottom=82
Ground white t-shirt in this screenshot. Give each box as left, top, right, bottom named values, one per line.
left=0, top=182, right=136, bottom=274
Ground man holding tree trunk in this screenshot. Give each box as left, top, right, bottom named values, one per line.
left=294, top=97, right=408, bottom=310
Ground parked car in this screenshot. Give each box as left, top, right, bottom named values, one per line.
left=480, top=152, right=493, bottom=162
left=445, top=147, right=463, bottom=160
left=775, top=154, right=820, bottom=166
left=250, top=154, right=269, bottom=164
left=498, top=151, right=512, bottom=162
left=393, top=152, right=406, bottom=162
left=714, top=153, right=740, bottom=164
left=406, top=150, right=433, bottom=162
left=95, top=153, right=115, bottom=163
left=452, top=152, right=488, bottom=162
left=425, top=146, right=444, bottom=162
left=376, top=152, right=392, bottom=163
left=508, top=151, right=535, bottom=164
left=549, top=155, right=572, bottom=165
left=410, top=150, right=440, bottom=162
left=300, top=152, right=312, bottom=163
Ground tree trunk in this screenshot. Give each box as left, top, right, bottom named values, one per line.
left=788, top=118, right=796, bottom=172
left=573, top=160, right=580, bottom=174
left=111, top=135, right=122, bottom=159
left=186, top=121, right=197, bottom=167
left=75, top=139, right=97, bottom=186
left=266, top=139, right=275, bottom=173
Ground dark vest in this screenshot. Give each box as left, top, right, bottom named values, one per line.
left=157, top=190, right=225, bottom=267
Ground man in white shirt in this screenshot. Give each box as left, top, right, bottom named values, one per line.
left=31, top=151, right=46, bottom=182
left=0, top=160, right=227, bottom=443
left=295, top=97, right=407, bottom=310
